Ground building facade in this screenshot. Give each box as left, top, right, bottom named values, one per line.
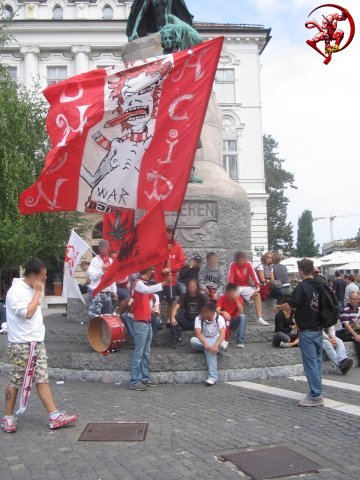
left=1, top=0, right=271, bottom=261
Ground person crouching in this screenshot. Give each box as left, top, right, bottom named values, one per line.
left=190, top=303, right=226, bottom=386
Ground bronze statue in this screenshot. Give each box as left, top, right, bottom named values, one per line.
left=160, top=26, right=183, bottom=53
left=126, top=0, right=193, bottom=41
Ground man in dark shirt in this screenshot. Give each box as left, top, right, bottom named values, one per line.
left=177, top=256, right=202, bottom=294
left=332, top=271, right=346, bottom=308
left=171, top=279, right=207, bottom=346
left=274, top=258, right=324, bottom=407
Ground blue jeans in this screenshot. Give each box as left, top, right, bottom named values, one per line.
left=231, top=314, right=247, bottom=344
left=122, top=313, right=160, bottom=345
left=190, top=336, right=220, bottom=381
left=130, top=321, right=153, bottom=386
left=323, top=337, right=348, bottom=367
left=299, top=331, right=323, bottom=399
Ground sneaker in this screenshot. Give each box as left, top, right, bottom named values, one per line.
left=48, top=411, right=78, bottom=430
left=257, top=318, right=269, bottom=326
left=129, top=383, right=148, bottom=391
left=339, top=358, right=353, bottom=375
left=2, top=416, right=17, bottom=433
left=142, top=380, right=159, bottom=387
left=234, top=343, right=245, bottom=348
left=0, top=329, right=7, bottom=334
left=205, top=378, right=217, bottom=386
left=279, top=341, right=292, bottom=348
left=298, top=395, right=324, bottom=407
left=221, top=340, right=229, bottom=351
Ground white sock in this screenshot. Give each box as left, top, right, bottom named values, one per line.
left=49, top=410, right=60, bottom=420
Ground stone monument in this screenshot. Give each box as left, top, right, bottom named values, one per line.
left=122, top=0, right=252, bottom=267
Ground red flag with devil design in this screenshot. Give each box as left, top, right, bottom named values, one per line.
left=93, top=202, right=168, bottom=296
left=102, top=210, right=135, bottom=252
left=19, top=37, right=223, bottom=215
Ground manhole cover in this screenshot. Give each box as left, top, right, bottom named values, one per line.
left=78, top=423, right=148, bottom=442
left=221, top=446, right=320, bottom=479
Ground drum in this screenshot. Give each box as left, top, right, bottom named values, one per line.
left=88, top=315, right=126, bottom=354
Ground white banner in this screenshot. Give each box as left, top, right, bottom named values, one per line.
left=62, top=230, right=90, bottom=303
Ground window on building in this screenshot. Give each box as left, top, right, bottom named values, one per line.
left=47, top=66, right=67, bottom=85
left=52, top=5, right=63, bottom=20
left=102, top=5, right=113, bottom=20
left=214, top=69, right=236, bottom=104
left=3, top=5, right=14, bottom=19
left=223, top=139, right=238, bottom=180
left=7, top=66, right=17, bottom=82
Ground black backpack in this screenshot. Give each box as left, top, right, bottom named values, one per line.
left=317, top=284, right=339, bottom=329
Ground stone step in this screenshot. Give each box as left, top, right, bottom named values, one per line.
left=44, top=314, right=275, bottom=346
left=0, top=335, right=356, bottom=385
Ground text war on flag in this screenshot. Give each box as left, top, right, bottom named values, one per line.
left=18, top=37, right=223, bottom=215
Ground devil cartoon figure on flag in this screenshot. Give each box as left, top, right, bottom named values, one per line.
left=18, top=37, right=224, bottom=215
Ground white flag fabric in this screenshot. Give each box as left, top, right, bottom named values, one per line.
left=62, top=230, right=90, bottom=303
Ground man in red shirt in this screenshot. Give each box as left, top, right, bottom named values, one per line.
left=228, top=251, right=268, bottom=326
left=216, top=283, right=247, bottom=348
left=130, top=267, right=171, bottom=391
left=154, top=227, right=186, bottom=326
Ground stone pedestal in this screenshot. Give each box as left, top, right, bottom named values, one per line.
left=67, top=298, right=87, bottom=323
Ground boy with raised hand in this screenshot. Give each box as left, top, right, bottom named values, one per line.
left=216, top=283, right=247, bottom=349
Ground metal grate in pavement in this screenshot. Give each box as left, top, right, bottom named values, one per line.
left=221, top=445, right=320, bottom=479
left=78, top=422, right=148, bottom=442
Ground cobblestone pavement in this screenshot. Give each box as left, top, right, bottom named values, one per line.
left=1, top=373, right=360, bottom=480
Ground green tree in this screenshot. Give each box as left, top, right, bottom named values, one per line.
left=0, top=53, right=87, bottom=273
left=264, top=134, right=296, bottom=256
left=296, top=210, right=320, bottom=257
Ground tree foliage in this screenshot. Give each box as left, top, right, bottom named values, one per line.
left=296, top=210, right=320, bottom=257
left=0, top=61, right=87, bottom=272
left=264, top=134, right=296, bottom=256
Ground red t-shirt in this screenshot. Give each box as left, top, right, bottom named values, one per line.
left=217, top=294, right=243, bottom=319
left=228, top=261, right=260, bottom=288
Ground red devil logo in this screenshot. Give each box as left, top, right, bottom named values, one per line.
left=305, top=4, right=355, bottom=65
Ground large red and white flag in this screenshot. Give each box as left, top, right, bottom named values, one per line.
left=19, top=37, right=223, bottom=215
left=62, top=229, right=90, bottom=302
left=93, top=202, right=168, bottom=296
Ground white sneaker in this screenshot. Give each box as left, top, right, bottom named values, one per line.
left=235, top=343, right=245, bottom=348
left=257, top=318, right=269, bottom=326
left=221, top=340, right=229, bottom=351
left=279, top=341, right=291, bottom=348
left=205, top=378, right=216, bottom=386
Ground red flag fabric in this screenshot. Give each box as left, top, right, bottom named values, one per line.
left=102, top=209, right=135, bottom=252
left=92, top=202, right=168, bottom=296
left=19, top=37, right=223, bottom=215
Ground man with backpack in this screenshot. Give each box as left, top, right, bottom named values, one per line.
left=190, top=302, right=226, bottom=386
left=274, top=258, right=337, bottom=407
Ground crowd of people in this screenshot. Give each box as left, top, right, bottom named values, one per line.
left=1, top=232, right=360, bottom=432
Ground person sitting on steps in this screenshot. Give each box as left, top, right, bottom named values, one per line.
left=272, top=299, right=299, bottom=348
left=199, top=252, right=225, bottom=302
left=190, top=302, right=226, bottom=386
left=171, top=279, right=207, bottom=347
left=228, top=251, right=269, bottom=326
left=216, top=283, right=247, bottom=349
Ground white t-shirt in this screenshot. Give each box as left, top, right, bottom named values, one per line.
left=87, top=255, right=116, bottom=294
left=194, top=314, right=225, bottom=339
left=5, top=278, right=45, bottom=343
